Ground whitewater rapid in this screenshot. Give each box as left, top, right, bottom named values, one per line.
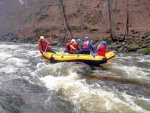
left=0, top=42, right=150, bottom=113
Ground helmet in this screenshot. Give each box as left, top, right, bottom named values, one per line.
left=77, top=38, right=82, bottom=42
left=102, top=41, right=107, bottom=45
left=40, top=36, right=44, bottom=40
left=71, top=39, right=76, bottom=43
left=85, top=37, right=90, bottom=41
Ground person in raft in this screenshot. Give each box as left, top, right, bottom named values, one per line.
left=81, top=37, right=95, bottom=54
left=38, top=36, right=55, bottom=54
left=64, top=40, right=71, bottom=53
left=77, top=38, right=83, bottom=52
left=96, top=41, right=109, bottom=56
left=64, top=39, right=80, bottom=54
left=69, top=39, right=81, bottom=54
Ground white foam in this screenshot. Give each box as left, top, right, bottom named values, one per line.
left=138, top=58, right=150, bottom=63
left=28, top=51, right=41, bottom=56
left=0, top=66, right=17, bottom=73
left=40, top=74, right=122, bottom=112
left=0, top=52, right=12, bottom=57
left=36, top=62, right=47, bottom=69
left=6, top=58, right=24, bottom=67
left=0, top=44, right=20, bottom=49
left=121, top=66, right=149, bottom=78
left=122, top=93, right=150, bottom=113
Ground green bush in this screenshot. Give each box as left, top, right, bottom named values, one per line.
left=68, top=13, right=78, bottom=18
left=42, top=26, right=50, bottom=31
left=127, top=47, right=139, bottom=52
left=57, top=26, right=67, bottom=33
left=70, top=25, right=89, bottom=32
left=142, top=49, right=150, bottom=55
left=71, top=26, right=80, bottom=30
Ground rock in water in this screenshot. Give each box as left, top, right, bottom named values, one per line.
left=67, top=62, right=91, bottom=76
left=36, top=62, right=91, bottom=77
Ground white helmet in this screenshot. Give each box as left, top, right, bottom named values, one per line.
left=71, top=39, right=75, bottom=43
left=40, top=36, right=44, bottom=40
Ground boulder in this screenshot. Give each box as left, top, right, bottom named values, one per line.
left=36, top=62, right=91, bottom=77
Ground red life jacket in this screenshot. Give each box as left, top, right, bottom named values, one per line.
left=96, top=44, right=108, bottom=56
left=82, top=41, right=89, bottom=49
left=69, top=42, right=78, bottom=53
left=38, top=40, right=51, bottom=54
left=65, top=42, right=71, bottom=51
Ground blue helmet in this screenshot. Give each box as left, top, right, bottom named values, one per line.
left=102, top=41, right=107, bottom=45
left=85, top=37, right=90, bottom=41
left=77, top=38, right=82, bottom=42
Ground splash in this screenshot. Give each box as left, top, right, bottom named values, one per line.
left=40, top=73, right=150, bottom=113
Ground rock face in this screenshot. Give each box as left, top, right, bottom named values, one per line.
left=103, top=30, right=150, bottom=54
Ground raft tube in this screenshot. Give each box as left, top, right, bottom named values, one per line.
left=42, top=51, right=115, bottom=66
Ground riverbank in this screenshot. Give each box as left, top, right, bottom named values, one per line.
left=1, top=30, right=150, bottom=55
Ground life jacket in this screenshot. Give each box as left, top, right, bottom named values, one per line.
left=82, top=41, right=89, bottom=49
left=65, top=42, right=71, bottom=52
left=38, top=40, right=51, bottom=54
left=69, top=42, right=78, bottom=53
left=96, top=44, right=107, bottom=56
left=96, top=44, right=103, bottom=50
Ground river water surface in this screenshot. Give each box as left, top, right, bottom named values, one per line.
left=0, top=42, right=150, bottom=113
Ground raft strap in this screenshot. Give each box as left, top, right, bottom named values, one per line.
left=50, top=54, right=57, bottom=63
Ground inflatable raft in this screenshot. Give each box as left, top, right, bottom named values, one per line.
left=42, top=51, right=115, bottom=66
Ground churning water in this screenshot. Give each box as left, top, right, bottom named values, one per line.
left=0, top=42, right=150, bottom=113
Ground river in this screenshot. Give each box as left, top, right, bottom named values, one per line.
left=0, top=42, right=150, bottom=113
